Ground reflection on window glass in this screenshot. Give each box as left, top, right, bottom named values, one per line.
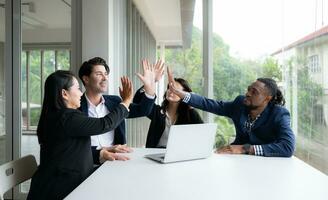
left=29, top=51, right=42, bottom=128
left=165, top=0, right=328, bottom=175
left=21, top=52, right=27, bottom=102
left=44, top=50, right=55, bottom=77
left=21, top=49, right=70, bottom=131
left=0, top=11, right=5, bottom=165
left=208, top=0, right=328, bottom=175
left=21, top=52, right=27, bottom=130
left=57, top=50, right=70, bottom=70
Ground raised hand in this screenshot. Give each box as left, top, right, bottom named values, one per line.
left=167, top=67, right=188, bottom=99
left=154, top=59, right=165, bottom=82
left=169, top=81, right=188, bottom=99
left=167, top=66, right=175, bottom=84
left=119, top=76, right=134, bottom=109
left=136, top=59, right=156, bottom=95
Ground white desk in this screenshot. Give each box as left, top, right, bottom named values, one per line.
left=65, top=148, right=328, bottom=200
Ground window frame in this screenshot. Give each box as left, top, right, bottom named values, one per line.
left=21, top=43, right=71, bottom=133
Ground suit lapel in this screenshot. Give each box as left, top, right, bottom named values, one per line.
left=103, top=96, right=116, bottom=112
left=80, top=94, right=89, bottom=116
left=240, top=107, right=248, bottom=133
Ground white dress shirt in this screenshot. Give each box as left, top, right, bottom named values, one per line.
left=157, top=112, right=175, bottom=147
left=86, top=95, right=114, bottom=150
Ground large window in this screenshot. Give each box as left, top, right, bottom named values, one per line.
left=210, top=0, right=328, bottom=175
left=166, top=0, right=328, bottom=175
left=21, top=48, right=70, bottom=133
left=20, top=0, right=71, bottom=195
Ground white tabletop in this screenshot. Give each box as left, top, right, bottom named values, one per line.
left=65, top=148, right=328, bottom=200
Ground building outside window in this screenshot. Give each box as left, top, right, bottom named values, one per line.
left=308, top=55, right=320, bottom=73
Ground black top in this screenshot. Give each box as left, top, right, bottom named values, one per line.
left=145, top=104, right=204, bottom=148
left=133, top=88, right=204, bottom=148
left=27, top=105, right=129, bottom=200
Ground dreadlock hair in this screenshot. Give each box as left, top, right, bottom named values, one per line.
left=257, top=77, right=285, bottom=106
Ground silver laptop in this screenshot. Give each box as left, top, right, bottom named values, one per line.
left=145, top=123, right=217, bottom=163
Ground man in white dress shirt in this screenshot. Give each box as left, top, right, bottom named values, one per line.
left=79, top=57, right=163, bottom=163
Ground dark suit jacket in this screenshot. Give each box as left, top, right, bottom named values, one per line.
left=133, top=88, right=204, bottom=148
left=79, top=91, right=155, bottom=164
left=186, top=93, right=295, bottom=157
left=27, top=105, right=128, bottom=200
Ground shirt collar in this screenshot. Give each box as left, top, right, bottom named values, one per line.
left=85, top=94, right=105, bottom=108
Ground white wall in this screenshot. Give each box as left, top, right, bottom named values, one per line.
left=82, top=0, right=117, bottom=95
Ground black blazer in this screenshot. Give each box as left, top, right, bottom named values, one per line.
left=145, top=104, right=204, bottom=147
left=27, top=105, right=129, bottom=200
left=133, top=88, right=204, bottom=148
left=79, top=92, right=155, bottom=164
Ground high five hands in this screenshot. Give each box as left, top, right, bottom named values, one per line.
left=136, top=59, right=165, bottom=96
left=167, top=67, right=187, bottom=99
left=119, top=76, right=133, bottom=109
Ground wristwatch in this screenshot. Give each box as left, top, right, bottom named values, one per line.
left=242, top=144, right=251, bottom=154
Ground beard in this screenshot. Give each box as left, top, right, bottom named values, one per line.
left=244, top=103, right=259, bottom=110
left=243, top=98, right=259, bottom=110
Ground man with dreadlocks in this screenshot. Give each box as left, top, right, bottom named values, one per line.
left=169, top=77, right=295, bottom=157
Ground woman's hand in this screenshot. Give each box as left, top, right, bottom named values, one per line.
left=154, top=59, right=165, bottom=82
left=167, top=66, right=175, bottom=84
left=119, top=76, right=133, bottom=109
left=167, top=67, right=187, bottom=99
left=136, top=60, right=156, bottom=96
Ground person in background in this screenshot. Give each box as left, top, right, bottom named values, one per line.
left=78, top=57, right=157, bottom=163
left=27, top=70, right=133, bottom=199
left=168, top=73, right=295, bottom=157
left=133, top=61, right=203, bottom=148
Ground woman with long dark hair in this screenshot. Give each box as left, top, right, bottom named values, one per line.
left=27, top=70, right=133, bottom=200
left=134, top=61, right=203, bottom=148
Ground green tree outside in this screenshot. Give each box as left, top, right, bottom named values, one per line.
left=165, top=27, right=282, bottom=148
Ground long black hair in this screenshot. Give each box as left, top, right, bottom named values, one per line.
left=257, top=78, right=285, bottom=106
left=161, top=78, right=194, bottom=123
left=37, top=70, right=75, bottom=144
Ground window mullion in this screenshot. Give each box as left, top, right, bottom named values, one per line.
left=40, top=50, right=44, bottom=103
left=26, top=51, right=30, bottom=131
left=55, top=50, right=58, bottom=71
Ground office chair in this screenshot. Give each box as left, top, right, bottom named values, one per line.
left=0, top=155, right=37, bottom=200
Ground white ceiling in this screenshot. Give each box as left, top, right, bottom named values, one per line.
left=0, top=0, right=71, bottom=42
left=0, top=0, right=194, bottom=46
left=133, top=0, right=184, bottom=46
left=20, top=0, right=71, bottom=29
